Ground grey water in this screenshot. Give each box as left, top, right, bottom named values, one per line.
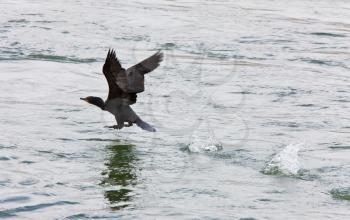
left=0, top=0, right=350, bottom=219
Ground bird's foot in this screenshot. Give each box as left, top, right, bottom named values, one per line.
left=105, top=125, right=122, bottom=129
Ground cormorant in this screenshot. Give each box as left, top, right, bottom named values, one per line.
left=80, top=49, right=163, bottom=132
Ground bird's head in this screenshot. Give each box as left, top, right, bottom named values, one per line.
left=80, top=96, right=105, bottom=109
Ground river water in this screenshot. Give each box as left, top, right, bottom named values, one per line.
left=0, top=0, right=349, bottom=219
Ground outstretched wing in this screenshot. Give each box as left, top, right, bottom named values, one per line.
left=102, top=49, right=137, bottom=104
left=116, top=51, right=163, bottom=93
left=128, top=51, right=163, bottom=75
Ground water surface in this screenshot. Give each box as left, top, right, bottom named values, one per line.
left=0, top=0, right=349, bottom=219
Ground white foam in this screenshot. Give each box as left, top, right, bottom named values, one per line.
left=263, top=143, right=303, bottom=175
left=188, top=134, right=222, bottom=153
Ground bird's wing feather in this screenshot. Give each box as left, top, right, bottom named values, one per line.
left=102, top=49, right=137, bottom=104
left=128, top=51, right=163, bottom=75
left=120, top=51, right=163, bottom=93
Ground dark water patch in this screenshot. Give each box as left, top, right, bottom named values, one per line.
left=54, top=152, right=91, bottom=160
left=230, top=91, right=255, bottom=95
left=238, top=38, right=294, bottom=45
left=0, top=179, right=10, bottom=187
left=10, top=42, right=20, bottom=46
left=54, top=108, right=82, bottom=113
left=0, top=201, right=78, bottom=216
left=78, top=138, right=121, bottom=142
left=272, top=132, right=286, bottom=136
left=0, top=196, right=30, bottom=204
left=264, top=189, right=287, bottom=194
left=32, top=192, right=55, bottom=197
left=270, top=87, right=300, bottom=102
left=57, top=138, right=75, bottom=141
left=56, top=116, right=68, bottom=120
left=34, top=20, right=66, bottom=23
left=37, top=150, right=53, bottom=154
left=173, top=45, right=240, bottom=60
left=114, top=35, right=150, bottom=42
left=21, top=13, right=43, bottom=17
left=171, top=45, right=264, bottom=62
left=160, top=42, right=178, bottom=50
left=0, top=156, right=10, bottom=161
left=332, top=99, right=350, bottom=103
left=257, top=198, right=272, bottom=202
left=265, top=120, right=324, bottom=130
left=310, top=32, right=346, bottom=38
left=27, top=54, right=98, bottom=63
left=295, top=169, right=319, bottom=181
left=0, top=48, right=24, bottom=56
left=329, top=145, right=350, bottom=150
left=65, top=213, right=120, bottom=219
left=261, top=168, right=318, bottom=181
left=211, top=103, right=225, bottom=109
left=65, top=213, right=88, bottom=219
left=0, top=54, right=98, bottom=63
left=203, top=82, right=220, bottom=86
left=20, top=160, right=35, bottom=164
left=337, top=90, right=347, bottom=93
left=0, top=211, right=15, bottom=217
left=262, top=121, right=300, bottom=128
left=261, top=165, right=288, bottom=176
left=316, top=166, right=340, bottom=174
left=291, top=58, right=346, bottom=68
left=77, top=129, right=102, bottom=134
left=30, top=25, right=51, bottom=30
left=296, top=104, right=316, bottom=107
left=0, top=100, right=66, bottom=107
left=8, top=19, right=29, bottom=23
left=330, top=187, right=350, bottom=201
left=207, top=51, right=240, bottom=60
left=19, top=179, right=39, bottom=186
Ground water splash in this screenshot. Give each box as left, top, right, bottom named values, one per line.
left=262, top=143, right=303, bottom=176
left=187, top=134, right=222, bottom=153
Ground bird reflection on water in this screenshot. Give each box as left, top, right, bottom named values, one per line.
left=100, top=143, right=138, bottom=210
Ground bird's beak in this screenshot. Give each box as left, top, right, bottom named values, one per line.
left=80, top=97, right=87, bottom=102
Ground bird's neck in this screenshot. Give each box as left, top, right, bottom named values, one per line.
left=90, top=97, right=105, bottom=110
left=94, top=102, right=105, bottom=110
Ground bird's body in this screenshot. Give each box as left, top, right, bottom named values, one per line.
left=105, top=99, right=138, bottom=126
left=81, top=49, right=163, bottom=132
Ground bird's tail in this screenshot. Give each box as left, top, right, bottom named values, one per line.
left=135, top=118, right=156, bottom=132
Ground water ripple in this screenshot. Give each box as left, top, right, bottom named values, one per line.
left=309, top=32, right=346, bottom=38
left=0, top=201, right=78, bottom=217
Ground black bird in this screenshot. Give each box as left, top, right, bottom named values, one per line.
left=80, top=49, right=163, bottom=132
